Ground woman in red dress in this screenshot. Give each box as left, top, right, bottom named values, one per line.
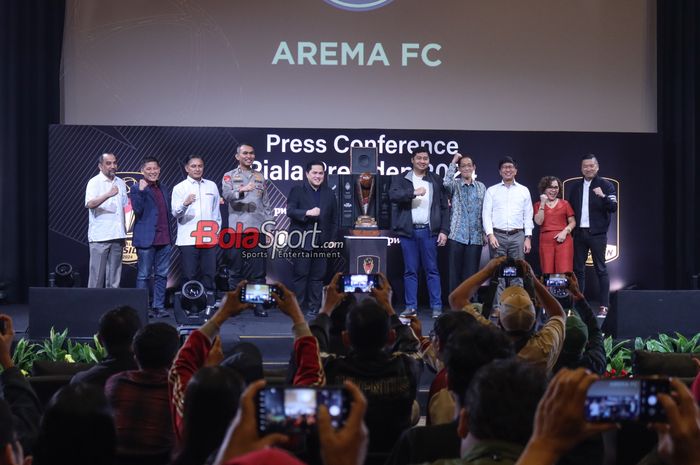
left=534, top=176, right=576, bottom=273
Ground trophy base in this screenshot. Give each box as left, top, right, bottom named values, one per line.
left=351, top=217, right=380, bottom=236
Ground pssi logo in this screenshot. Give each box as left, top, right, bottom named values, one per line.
left=324, top=0, right=394, bottom=12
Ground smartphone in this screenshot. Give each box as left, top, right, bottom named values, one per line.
left=338, top=273, right=379, bottom=293
left=256, top=386, right=351, bottom=436
left=239, top=283, right=278, bottom=304
left=545, top=273, right=568, bottom=288
left=585, top=378, right=670, bottom=422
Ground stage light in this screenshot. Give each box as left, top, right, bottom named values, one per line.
left=180, top=280, right=208, bottom=314
left=49, top=263, right=78, bottom=288
left=215, top=265, right=230, bottom=291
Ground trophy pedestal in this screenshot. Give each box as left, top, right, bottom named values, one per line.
left=344, top=236, right=389, bottom=275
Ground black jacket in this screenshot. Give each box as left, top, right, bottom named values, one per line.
left=286, top=182, right=338, bottom=248
left=316, top=313, right=423, bottom=455
left=389, top=170, right=449, bottom=238
left=567, top=176, right=617, bottom=235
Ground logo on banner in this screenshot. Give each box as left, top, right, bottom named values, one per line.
left=358, top=255, right=379, bottom=274
left=563, top=176, right=620, bottom=265
left=323, top=0, right=394, bottom=12
left=119, top=172, right=142, bottom=265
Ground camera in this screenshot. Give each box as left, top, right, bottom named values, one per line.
left=585, top=378, right=670, bottom=423
left=239, top=283, right=279, bottom=304
left=256, top=386, right=351, bottom=437
left=498, top=258, right=523, bottom=279
left=337, top=274, right=379, bottom=293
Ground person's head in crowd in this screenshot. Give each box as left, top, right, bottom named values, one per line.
left=220, top=342, right=265, bottom=385
left=98, top=305, right=142, bottom=356
left=432, top=310, right=478, bottom=359
left=0, top=400, right=24, bottom=465
left=498, top=285, right=537, bottom=338
left=445, top=324, right=516, bottom=409
left=33, top=383, right=115, bottom=465
left=552, top=313, right=591, bottom=374
left=172, top=366, right=244, bottom=465
left=132, top=322, right=179, bottom=370
left=458, top=358, right=546, bottom=452
left=343, top=299, right=393, bottom=354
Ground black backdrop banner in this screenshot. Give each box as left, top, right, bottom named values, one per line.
left=49, top=125, right=661, bottom=306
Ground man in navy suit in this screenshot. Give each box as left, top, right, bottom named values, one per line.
left=131, top=157, right=173, bottom=318
left=567, top=154, right=617, bottom=316
left=286, top=161, right=338, bottom=316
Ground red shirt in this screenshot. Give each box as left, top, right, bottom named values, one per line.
left=534, top=199, right=574, bottom=233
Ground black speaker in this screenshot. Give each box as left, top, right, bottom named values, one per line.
left=29, top=287, right=149, bottom=340
left=350, top=147, right=378, bottom=174
left=601, top=290, right=700, bottom=339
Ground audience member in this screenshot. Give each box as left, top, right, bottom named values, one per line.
left=0, top=399, right=28, bottom=465
left=0, top=314, right=41, bottom=458
left=386, top=324, right=515, bottom=465
left=420, top=311, right=478, bottom=425
left=553, top=272, right=605, bottom=375
left=70, top=305, right=142, bottom=387
left=294, top=273, right=423, bottom=462
left=33, top=383, right=116, bottom=465
left=449, top=257, right=566, bottom=372
left=105, top=322, right=179, bottom=462
left=427, top=358, right=546, bottom=465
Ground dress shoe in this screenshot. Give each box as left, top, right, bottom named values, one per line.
left=254, top=307, right=269, bottom=318
left=149, top=308, right=169, bottom=319
left=401, top=308, right=417, bottom=317
left=431, top=308, right=442, bottom=319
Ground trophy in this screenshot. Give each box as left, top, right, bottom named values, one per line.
left=354, top=172, right=378, bottom=229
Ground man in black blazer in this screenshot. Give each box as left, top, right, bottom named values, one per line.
left=286, top=161, right=338, bottom=316
left=567, top=154, right=617, bottom=316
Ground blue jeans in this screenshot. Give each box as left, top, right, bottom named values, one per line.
left=400, top=227, right=442, bottom=310
left=136, top=244, right=171, bottom=309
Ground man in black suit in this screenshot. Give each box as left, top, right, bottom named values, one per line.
left=567, top=154, right=617, bottom=316
left=286, top=161, right=338, bottom=316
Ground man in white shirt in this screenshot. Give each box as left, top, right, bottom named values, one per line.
left=85, top=153, right=128, bottom=288
left=171, top=155, right=222, bottom=293
left=482, top=156, right=534, bottom=260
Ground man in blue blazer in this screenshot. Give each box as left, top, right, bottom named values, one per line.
left=286, top=161, right=338, bottom=316
left=567, top=154, right=617, bottom=316
left=130, top=157, right=173, bottom=318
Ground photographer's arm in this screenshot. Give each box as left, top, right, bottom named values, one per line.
left=448, top=257, right=506, bottom=310
left=272, top=283, right=327, bottom=386
left=520, top=261, right=565, bottom=320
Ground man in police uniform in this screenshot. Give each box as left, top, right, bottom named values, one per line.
left=222, top=143, right=272, bottom=316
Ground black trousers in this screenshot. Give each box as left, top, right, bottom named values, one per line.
left=573, top=228, right=610, bottom=307
left=292, top=253, right=327, bottom=313
left=447, top=240, right=483, bottom=295
left=179, top=245, right=217, bottom=292
left=228, top=236, right=267, bottom=288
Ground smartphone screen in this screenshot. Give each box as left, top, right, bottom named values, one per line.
left=240, top=283, right=276, bottom=304
left=585, top=378, right=669, bottom=422
left=545, top=273, right=568, bottom=288
left=257, top=386, right=350, bottom=435
left=340, top=274, right=378, bottom=293
left=501, top=266, right=518, bottom=277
